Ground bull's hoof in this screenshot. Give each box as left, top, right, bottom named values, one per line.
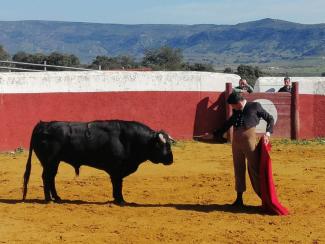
left=44, top=198, right=52, bottom=204
left=53, top=197, right=62, bottom=203
left=113, top=199, right=126, bottom=206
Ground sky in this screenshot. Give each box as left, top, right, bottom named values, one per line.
left=1, top=0, right=324, bottom=25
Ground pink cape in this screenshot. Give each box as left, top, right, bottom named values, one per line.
left=257, top=138, right=289, bottom=215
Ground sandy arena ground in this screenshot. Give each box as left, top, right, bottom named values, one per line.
left=0, top=140, right=324, bottom=243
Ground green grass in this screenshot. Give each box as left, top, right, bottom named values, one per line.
left=272, top=138, right=325, bottom=146
left=214, top=56, right=325, bottom=77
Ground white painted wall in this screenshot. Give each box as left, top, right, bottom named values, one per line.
left=254, top=77, right=325, bottom=95
left=0, top=71, right=240, bottom=94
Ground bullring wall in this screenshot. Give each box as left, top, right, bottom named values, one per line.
left=0, top=71, right=324, bottom=151
left=255, top=77, right=325, bottom=139
left=0, top=71, right=239, bottom=151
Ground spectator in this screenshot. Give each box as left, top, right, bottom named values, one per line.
left=278, top=77, right=292, bottom=93
left=234, top=79, right=254, bottom=93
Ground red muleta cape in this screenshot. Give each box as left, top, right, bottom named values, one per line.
left=257, top=138, right=289, bottom=215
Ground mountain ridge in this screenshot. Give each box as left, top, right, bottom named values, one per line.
left=0, top=18, right=324, bottom=63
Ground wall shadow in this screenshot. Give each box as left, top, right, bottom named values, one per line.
left=192, top=93, right=226, bottom=141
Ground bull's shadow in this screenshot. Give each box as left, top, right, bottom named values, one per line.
left=0, top=198, right=262, bottom=214
left=0, top=198, right=109, bottom=205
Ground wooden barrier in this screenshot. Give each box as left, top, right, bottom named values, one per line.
left=291, top=82, right=299, bottom=140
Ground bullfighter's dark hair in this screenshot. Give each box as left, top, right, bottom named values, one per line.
left=227, top=92, right=244, bottom=104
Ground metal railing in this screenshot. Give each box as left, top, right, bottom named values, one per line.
left=0, top=60, right=101, bottom=72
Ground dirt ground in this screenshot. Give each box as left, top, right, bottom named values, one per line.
left=0, top=139, right=324, bottom=243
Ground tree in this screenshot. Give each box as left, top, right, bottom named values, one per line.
left=12, top=51, right=30, bottom=62
left=12, top=51, right=47, bottom=69
left=91, top=56, right=119, bottom=70
left=0, top=45, right=10, bottom=60
left=236, top=64, right=263, bottom=86
left=13, top=51, right=80, bottom=70
left=183, top=62, right=215, bottom=72
left=142, top=46, right=183, bottom=71
left=116, top=55, right=138, bottom=69
left=47, top=52, right=80, bottom=67
left=13, top=51, right=47, bottom=63
left=223, top=67, right=233, bottom=73
left=90, top=55, right=138, bottom=70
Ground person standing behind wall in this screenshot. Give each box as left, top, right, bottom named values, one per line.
left=233, top=78, right=254, bottom=94
left=214, top=92, right=274, bottom=207
left=278, top=77, right=292, bottom=93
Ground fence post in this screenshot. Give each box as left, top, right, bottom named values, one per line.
left=44, top=61, right=47, bottom=71
left=291, top=82, right=299, bottom=140
left=225, top=83, right=233, bottom=142
left=7, top=59, right=11, bottom=72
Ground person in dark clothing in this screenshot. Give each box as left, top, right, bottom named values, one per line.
left=278, top=77, right=292, bottom=93
left=213, top=92, right=274, bottom=207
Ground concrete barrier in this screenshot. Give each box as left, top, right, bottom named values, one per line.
left=0, top=71, right=324, bottom=151
left=0, top=71, right=239, bottom=150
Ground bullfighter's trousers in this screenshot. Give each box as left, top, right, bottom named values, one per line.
left=232, top=126, right=260, bottom=196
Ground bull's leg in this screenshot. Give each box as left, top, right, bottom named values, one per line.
left=49, top=163, right=61, bottom=202
left=38, top=142, right=61, bottom=203
left=41, top=168, right=52, bottom=202
left=110, top=177, right=125, bottom=205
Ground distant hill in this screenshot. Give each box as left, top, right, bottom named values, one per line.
left=0, top=18, right=324, bottom=64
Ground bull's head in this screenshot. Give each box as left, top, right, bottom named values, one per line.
left=149, top=130, right=174, bottom=165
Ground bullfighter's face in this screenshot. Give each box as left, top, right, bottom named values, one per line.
left=231, top=101, right=244, bottom=111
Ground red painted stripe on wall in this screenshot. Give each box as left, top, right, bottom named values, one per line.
left=0, top=91, right=224, bottom=151
left=0, top=91, right=323, bottom=150
left=299, top=94, right=325, bottom=139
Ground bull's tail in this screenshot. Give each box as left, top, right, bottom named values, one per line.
left=22, top=123, right=40, bottom=201
left=22, top=145, right=32, bottom=200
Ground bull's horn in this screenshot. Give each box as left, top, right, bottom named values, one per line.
left=168, top=135, right=176, bottom=143
left=159, top=133, right=167, bottom=144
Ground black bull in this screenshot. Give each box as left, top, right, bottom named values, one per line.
left=22, top=120, right=174, bottom=204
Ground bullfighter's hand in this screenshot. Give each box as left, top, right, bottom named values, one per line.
left=263, top=134, right=270, bottom=145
